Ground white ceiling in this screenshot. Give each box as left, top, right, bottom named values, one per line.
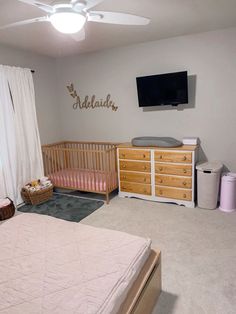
left=0, top=0, right=236, bottom=57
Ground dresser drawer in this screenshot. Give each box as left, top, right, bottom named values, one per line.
left=120, top=182, right=151, bottom=195
left=155, top=175, right=192, bottom=189
left=119, top=149, right=150, bottom=161
left=155, top=186, right=192, bottom=201
left=155, top=151, right=192, bottom=163
left=120, top=171, right=151, bottom=184
left=155, top=163, right=192, bottom=176
left=119, top=160, right=151, bottom=172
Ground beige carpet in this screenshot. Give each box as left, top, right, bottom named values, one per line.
left=82, top=196, right=236, bottom=314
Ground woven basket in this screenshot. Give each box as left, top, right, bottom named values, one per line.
left=21, top=185, right=53, bottom=205
left=0, top=198, right=15, bottom=221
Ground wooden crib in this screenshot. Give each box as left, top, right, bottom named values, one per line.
left=42, top=141, right=118, bottom=203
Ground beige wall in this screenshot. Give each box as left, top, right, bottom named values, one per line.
left=0, top=44, right=61, bottom=144
left=2, top=27, right=236, bottom=171
left=56, top=27, right=236, bottom=171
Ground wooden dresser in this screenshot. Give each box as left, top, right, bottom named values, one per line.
left=117, top=143, right=198, bottom=208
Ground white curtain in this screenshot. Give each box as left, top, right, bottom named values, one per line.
left=0, top=65, right=43, bottom=205
left=0, top=67, right=17, bottom=202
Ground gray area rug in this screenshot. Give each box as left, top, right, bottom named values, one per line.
left=18, top=193, right=104, bottom=222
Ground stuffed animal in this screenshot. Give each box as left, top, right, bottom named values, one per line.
left=24, top=177, right=52, bottom=192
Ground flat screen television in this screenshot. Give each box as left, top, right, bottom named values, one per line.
left=136, top=71, right=188, bottom=107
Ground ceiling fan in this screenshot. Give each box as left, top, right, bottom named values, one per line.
left=0, top=0, right=150, bottom=41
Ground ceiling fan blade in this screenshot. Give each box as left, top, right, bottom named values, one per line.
left=70, top=28, right=86, bottom=42
left=83, top=0, right=105, bottom=10
left=88, top=11, right=150, bottom=25
left=17, top=0, right=54, bottom=13
left=0, top=17, right=49, bottom=30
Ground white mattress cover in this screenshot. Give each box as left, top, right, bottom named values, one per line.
left=0, top=213, right=151, bottom=314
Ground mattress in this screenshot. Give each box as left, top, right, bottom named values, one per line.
left=49, top=168, right=117, bottom=192
left=0, top=213, right=151, bottom=314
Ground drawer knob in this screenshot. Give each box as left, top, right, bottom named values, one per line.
left=183, top=169, right=187, bottom=173
left=143, top=166, right=147, bottom=170
left=143, top=189, right=147, bottom=193
left=159, top=190, right=163, bottom=195
left=159, top=167, right=163, bottom=171
left=182, top=156, right=187, bottom=161
left=159, top=155, right=163, bottom=159
left=143, top=154, right=146, bottom=158
left=183, top=194, right=187, bottom=198
left=122, top=164, right=126, bottom=168
left=183, top=181, right=187, bottom=186
left=143, top=178, right=147, bottom=182
left=159, top=179, right=163, bottom=183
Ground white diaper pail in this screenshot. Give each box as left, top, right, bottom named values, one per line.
left=219, top=173, right=236, bottom=212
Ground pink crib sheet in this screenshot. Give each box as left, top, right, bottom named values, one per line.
left=49, top=168, right=116, bottom=192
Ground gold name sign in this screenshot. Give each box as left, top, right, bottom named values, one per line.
left=67, top=83, right=118, bottom=111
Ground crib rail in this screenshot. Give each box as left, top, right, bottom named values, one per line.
left=42, top=141, right=118, bottom=202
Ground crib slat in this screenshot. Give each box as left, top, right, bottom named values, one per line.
left=51, top=149, right=54, bottom=175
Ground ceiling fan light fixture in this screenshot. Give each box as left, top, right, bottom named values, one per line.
left=50, top=12, right=86, bottom=34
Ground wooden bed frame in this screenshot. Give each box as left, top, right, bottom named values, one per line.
left=119, top=249, right=161, bottom=314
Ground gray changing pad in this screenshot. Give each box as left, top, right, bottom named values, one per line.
left=131, top=137, right=182, bottom=147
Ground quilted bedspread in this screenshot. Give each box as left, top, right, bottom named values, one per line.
left=0, top=213, right=151, bottom=314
